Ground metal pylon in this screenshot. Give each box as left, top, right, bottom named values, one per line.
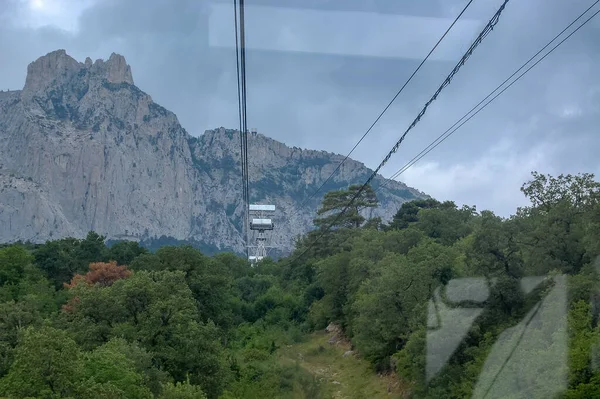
left=248, top=204, right=275, bottom=264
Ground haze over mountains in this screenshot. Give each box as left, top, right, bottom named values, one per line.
left=0, top=50, right=426, bottom=254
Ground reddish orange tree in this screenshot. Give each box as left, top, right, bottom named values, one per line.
left=64, top=261, right=132, bottom=288
left=63, top=261, right=133, bottom=313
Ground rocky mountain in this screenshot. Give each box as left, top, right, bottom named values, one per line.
left=0, top=50, right=426, bottom=255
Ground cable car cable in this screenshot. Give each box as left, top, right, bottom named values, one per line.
left=233, top=0, right=247, bottom=246
left=381, top=0, right=600, bottom=189
left=288, top=0, right=511, bottom=264
left=234, top=0, right=251, bottom=258
left=241, top=0, right=251, bottom=259
left=295, top=0, right=476, bottom=212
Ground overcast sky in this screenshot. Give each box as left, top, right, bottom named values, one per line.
left=1, top=0, right=599, bottom=217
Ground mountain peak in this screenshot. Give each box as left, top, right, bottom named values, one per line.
left=23, top=50, right=134, bottom=96
left=91, top=52, right=134, bottom=85
left=23, top=49, right=80, bottom=94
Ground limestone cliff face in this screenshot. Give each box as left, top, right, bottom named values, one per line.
left=0, top=50, right=426, bottom=254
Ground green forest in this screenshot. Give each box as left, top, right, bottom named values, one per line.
left=0, top=171, right=599, bottom=399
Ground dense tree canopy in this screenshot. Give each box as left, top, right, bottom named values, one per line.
left=0, top=171, right=598, bottom=398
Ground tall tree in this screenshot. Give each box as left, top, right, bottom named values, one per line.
left=0, top=326, right=82, bottom=398
left=520, top=171, right=600, bottom=212
left=0, top=246, right=33, bottom=287
left=105, top=241, right=148, bottom=265
left=65, top=261, right=133, bottom=288
left=60, top=270, right=229, bottom=398
left=390, top=198, right=442, bottom=230
left=34, top=238, right=85, bottom=288
left=313, top=184, right=378, bottom=229
left=79, top=339, right=153, bottom=399
left=130, top=246, right=235, bottom=330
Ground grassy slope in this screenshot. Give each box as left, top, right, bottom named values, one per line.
left=278, top=330, right=411, bottom=399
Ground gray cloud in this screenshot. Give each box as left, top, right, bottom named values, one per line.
left=208, top=3, right=482, bottom=61
left=1, top=0, right=599, bottom=216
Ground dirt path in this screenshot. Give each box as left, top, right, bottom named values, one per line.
left=278, top=329, right=411, bottom=399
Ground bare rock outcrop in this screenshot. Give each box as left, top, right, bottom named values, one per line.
left=0, top=50, right=427, bottom=254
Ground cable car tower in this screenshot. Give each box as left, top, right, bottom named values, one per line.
left=248, top=204, right=275, bottom=263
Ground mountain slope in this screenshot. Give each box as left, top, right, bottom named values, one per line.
left=0, top=50, right=426, bottom=254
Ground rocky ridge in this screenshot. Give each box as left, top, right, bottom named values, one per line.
left=0, top=50, right=426, bottom=254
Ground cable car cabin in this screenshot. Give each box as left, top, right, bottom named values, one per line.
left=250, top=218, right=274, bottom=231
left=248, top=255, right=264, bottom=263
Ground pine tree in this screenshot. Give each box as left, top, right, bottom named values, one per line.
left=313, top=184, right=378, bottom=229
